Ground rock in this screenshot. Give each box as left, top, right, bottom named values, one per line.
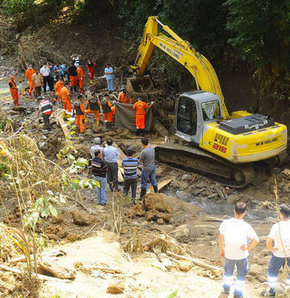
left=177, top=260, right=193, bottom=272
left=282, top=168, right=290, bottom=180
left=71, top=209, right=95, bottom=226
left=172, top=224, right=190, bottom=241
left=38, top=261, right=75, bottom=280
left=226, top=194, right=240, bottom=204
left=176, top=190, right=189, bottom=201
left=153, top=122, right=169, bottom=137
left=145, top=210, right=156, bottom=222
left=181, top=174, right=191, bottom=181
left=271, top=167, right=281, bottom=175
left=196, top=181, right=207, bottom=189
left=208, top=193, right=218, bottom=199
left=77, top=136, right=85, bottom=143
left=157, top=218, right=164, bottom=225
left=38, top=141, right=49, bottom=151
left=106, top=282, right=125, bottom=294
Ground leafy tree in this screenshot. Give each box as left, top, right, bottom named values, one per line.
left=224, top=0, right=290, bottom=99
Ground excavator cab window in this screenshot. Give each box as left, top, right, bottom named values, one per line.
left=177, top=97, right=197, bottom=135
left=201, top=100, right=221, bottom=121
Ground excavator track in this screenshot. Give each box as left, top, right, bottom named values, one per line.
left=155, top=143, right=256, bottom=189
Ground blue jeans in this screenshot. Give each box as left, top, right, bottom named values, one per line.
left=94, top=176, right=107, bottom=204
left=268, top=254, right=290, bottom=291
left=223, top=257, right=248, bottom=297
left=106, top=79, right=114, bottom=91
left=141, top=165, right=157, bottom=190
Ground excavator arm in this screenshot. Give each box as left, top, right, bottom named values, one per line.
left=132, top=16, right=229, bottom=119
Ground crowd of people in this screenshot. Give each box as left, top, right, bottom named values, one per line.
left=90, top=137, right=158, bottom=206
left=9, top=55, right=154, bottom=135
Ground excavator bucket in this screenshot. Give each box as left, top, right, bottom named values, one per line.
left=126, top=75, right=153, bottom=97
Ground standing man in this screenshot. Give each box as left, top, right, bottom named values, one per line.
left=32, top=69, right=43, bottom=98
left=68, top=62, right=78, bottom=92
left=77, top=64, right=85, bottom=93
left=218, top=201, right=259, bottom=298
left=122, top=148, right=139, bottom=203
left=8, top=76, right=19, bottom=106
left=60, top=82, right=72, bottom=118
left=104, top=63, right=114, bottom=92
left=101, top=94, right=114, bottom=128
left=71, top=54, right=81, bottom=67
left=85, top=92, right=101, bottom=127
left=90, top=137, right=103, bottom=159
left=73, top=94, right=85, bottom=133
left=37, top=97, right=53, bottom=131
left=133, top=97, right=154, bottom=136
left=86, top=59, right=96, bottom=84
left=53, top=62, right=62, bottom=81
left=40, top=62, right=51, bottom=93
left=139, top=137, right=158, bottom=199
left=118, top=88, right=132, bottom=104
left=103, top=138, right=120, bottom=192
left=25, top=64, right=35, bottom=98
left=262, top=203, right=290, bottom=297
left=91, top=150, right=107, bottom=206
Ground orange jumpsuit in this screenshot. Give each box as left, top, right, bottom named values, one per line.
left=54, top=80, right=64, bottom=102
left=85, top=98, right=100, bottom=121
left=25, top=68, right=35, bottom=96
left=9, top=77, right=19, bottom=106
left=73, top=101, right=85, bottom=132
left=118, top=91, right=132, bottom=103
left=133, top=101, right=149, bottom=129
left=77, top=66, right=85, bottom=93
left=102, top=101, right=114, bottom=123
left=60, top=86, right=71, bottom=114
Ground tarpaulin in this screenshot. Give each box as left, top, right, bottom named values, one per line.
left=115, top=102, right=152, bottom=132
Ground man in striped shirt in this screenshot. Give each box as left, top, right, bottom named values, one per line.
left=122, top=148, right=139, bottom=203
left=37, top=97, right=53, bottom=130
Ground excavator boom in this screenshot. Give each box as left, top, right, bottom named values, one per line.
left=131, top=16, right=229, bottom=119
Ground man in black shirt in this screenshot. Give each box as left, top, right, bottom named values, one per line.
left=92, top=150, right=107, bottom=205
left=68, top=62, right=78, bottom=92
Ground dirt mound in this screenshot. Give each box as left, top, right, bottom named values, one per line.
left=126, top=193, right=173, bottom=224
left=71, top=208, right=96, bottom=226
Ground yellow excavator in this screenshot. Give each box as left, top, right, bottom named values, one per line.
left=128, top=16, right=288, bottom=187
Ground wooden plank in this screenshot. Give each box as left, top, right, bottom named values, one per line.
left=0, top=265, right=72, bottom=283
left=55, top=109, right=70, bottom=138
left=148, top=179, right=172, bottom=193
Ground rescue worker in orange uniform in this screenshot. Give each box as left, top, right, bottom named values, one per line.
left=54, top=79, right=64, bottom=103
left=8, top=76, right=19, bottom=106
left=67, top=62, right=77, bottom=92
left=101, top=94, right=114, bottom=128
left=118, top=88, right=132, bottom=104
left=133, top=97, right=154, bottom=136
left=85, top=92, right=101, bottom=127
left=60, top=82, right=72, bottom=118
left=73, top=94, right=85, bottom=133
left=77, top=65, right=85, bottom=93
left=25, top=64, right=35, bottom=98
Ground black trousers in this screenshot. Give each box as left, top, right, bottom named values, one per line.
left=106, top=162, right=118, bottom=190
left=123, top=178, right=137, bottom=199
left=42, top=114, right=51, bottom=130
left=35, top=86, right=42, bottom=97
left=43, top=76, right=50, bottom=93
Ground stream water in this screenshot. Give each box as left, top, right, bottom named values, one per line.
left=163, top=188, right=276, bottom=221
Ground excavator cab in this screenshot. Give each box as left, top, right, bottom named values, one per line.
left=176, top=91, right=222, bottom=145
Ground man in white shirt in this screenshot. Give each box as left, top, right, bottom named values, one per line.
left=40, top=62, right=51, bottom=93
left=262, top=203, right=290, bottom=296
left=218, top=201, right=259, bottom=297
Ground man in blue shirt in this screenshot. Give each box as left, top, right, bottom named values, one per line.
left=103, top=138, right=120, bottom=191
left=122, top=148, right=139, bottom=203
left=104, top=63, right=114, bottom=91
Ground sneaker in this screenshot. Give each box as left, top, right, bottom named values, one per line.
left=261, top=288, right=275, bottom=296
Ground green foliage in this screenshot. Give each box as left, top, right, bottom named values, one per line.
left=224, top=0, right=290, bottom=99
left=23, top=194, right=66, bottom=230
left=167, top=289, right=178, bottom=298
